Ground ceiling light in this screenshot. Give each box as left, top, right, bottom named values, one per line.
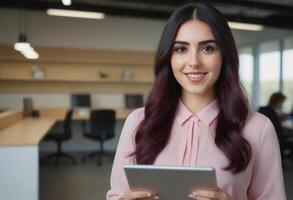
left=15, top=9, right=40, bottom=60
left=47, top=9, right=105, bottom=19
left=228, top=22, right=264, bottom=31
left=22, top=49, right=39, bottom=60
left=61, top=0, right=71, bottom=6
left=14, top=33, right=39, bottom=60
left=14, top=42, right=31, bottom=52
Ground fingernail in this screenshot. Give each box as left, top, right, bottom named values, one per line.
left=192, top=191, right=199, bottom=195
left=153, top=196, right=159, bottom=199
left=188, top=194, right=194, bottom=198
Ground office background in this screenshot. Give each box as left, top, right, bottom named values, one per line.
left=0, top=2, right=292, bottom=113
left=0, top=0, right=293, bottom=200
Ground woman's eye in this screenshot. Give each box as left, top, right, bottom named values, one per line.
left=173, top=46, right=187, bottom=53
left=201, top=45, right=215, bottom=53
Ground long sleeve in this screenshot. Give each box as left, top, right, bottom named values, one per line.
left=106, top=109, right=144, bottom=200
left=248, top=118, right=286, bottom=200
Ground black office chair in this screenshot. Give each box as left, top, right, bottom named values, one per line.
left=82, top=109, right=116, bottom=165
left=42, top=110, right=77, bottom=166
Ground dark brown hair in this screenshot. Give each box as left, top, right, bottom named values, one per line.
left=268, top=92, right=286, bottom=107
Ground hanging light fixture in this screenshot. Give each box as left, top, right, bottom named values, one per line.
left=14, top=8, right=39, bottom=59
left=14, top=33, right=39, bottom=59
left=61, top=0, right=72, bottom=6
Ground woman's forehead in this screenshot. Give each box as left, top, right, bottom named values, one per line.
left=174, top=19, right=215, bottom=42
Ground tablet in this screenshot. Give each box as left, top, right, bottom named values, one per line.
left=124, top=165, right=217, bottom=200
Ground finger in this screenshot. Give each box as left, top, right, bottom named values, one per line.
left=191, top=190, right=220, bottom=199
left=123, top=190, right=153, bottom=199
left=130, top=191, right=153, bottom=199
left=143, top=196, right=159, bottom=200
left=188, top=194, right=210, bottom=200
left=194, top=197, right=210, bottom=200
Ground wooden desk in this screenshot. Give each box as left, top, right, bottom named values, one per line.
left=0, top=109, right=23, bottom=130
left=0, top=107, right=133, bottom=200
left=0, top=117, right=56, bottom=200
left=39, top=107, right=133, bottom=120
left=0, top=118, right=56, bottom=145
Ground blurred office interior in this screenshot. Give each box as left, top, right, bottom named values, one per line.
left=0, top=0, right=293, bottom=200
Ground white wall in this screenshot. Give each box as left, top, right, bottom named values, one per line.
left=0, top=93, right=128, bottom=109
left=0, top=7, right=165, bottom=51
left=0, top=93, right=70, bottom=108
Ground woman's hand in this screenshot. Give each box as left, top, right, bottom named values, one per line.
left=188, top=188, right=234, bottom=200
left=120, top=189, right=159, bottom=200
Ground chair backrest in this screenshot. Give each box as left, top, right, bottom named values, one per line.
left=63, top=110, right=73, bottom=137
left=90, top=109, right=116, bottom=138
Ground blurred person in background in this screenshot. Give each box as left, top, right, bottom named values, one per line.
left=258, top=92, right=292, bottom=162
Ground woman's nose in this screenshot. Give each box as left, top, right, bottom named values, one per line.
left=187, top=50, right=201, bottom=68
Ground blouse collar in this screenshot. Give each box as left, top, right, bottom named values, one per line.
left=175, top=99, right=219, bottom=126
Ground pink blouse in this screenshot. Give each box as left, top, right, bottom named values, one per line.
left=107, top=100, right=286, bottom=200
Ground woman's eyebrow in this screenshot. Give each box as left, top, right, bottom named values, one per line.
left=173, top=39, right=217, bottom=46
left=198, top=39, right=217, bottom=45
left=173, top=41, right=189, bottom=45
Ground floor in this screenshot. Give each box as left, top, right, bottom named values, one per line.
left=40, top=153, right=113, bottom=200
left=40, top=155, right=293, bottom=200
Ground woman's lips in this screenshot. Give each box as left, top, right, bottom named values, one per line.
left=184, top=72, right=208, bottom=82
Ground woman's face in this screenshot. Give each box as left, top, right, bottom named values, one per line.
left=171, top=19, right=223, bottom=99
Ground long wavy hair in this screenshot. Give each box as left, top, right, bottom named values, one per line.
left=131, top=3, right=251, bottom=174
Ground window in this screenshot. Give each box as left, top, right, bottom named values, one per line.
left=282, top=37, right=293, bottom=113
left=259, top=41, right=280, bottom=107
left=239, top=47, right=253, bottom=102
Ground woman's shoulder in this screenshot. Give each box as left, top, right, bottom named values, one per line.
left=246, top=110, right=271, bottom=126
left=128, top=107, right=145, bottom=119
left=119, top=107, right=145, bottom=141
left=124, top=107, right=145, bottom=125
left=242, top=110, right=275, bottom=144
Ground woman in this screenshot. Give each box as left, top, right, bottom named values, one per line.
left=107, top=3, right=286, bottom=200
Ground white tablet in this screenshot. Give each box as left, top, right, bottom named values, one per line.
left=124, top=164, right=217, bottom=200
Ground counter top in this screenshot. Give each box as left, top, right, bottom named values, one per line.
left=0, top=118, right=56, bottom=146
left=39, top=107, right=133, bottom=120
left=0, top=107, right=134, bottom=146
left=0, top=109, right=23, bottom=131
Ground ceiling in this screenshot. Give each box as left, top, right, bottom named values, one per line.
left=1, top=0, right=293, bottom=29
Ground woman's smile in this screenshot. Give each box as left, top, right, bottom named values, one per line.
left=184, top=72, right=208, bottom=82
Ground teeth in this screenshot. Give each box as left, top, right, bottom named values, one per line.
left=185, top=72, right=207, bottom=81
left=187, top=73, right=202, bottom=78
left=185, top=72, right=206, bottom=75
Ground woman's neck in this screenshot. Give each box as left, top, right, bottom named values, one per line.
left=181, top=92, right=215, bottom=113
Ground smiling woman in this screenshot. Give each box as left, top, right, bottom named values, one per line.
left=107, top=3, right=286, bottom=200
